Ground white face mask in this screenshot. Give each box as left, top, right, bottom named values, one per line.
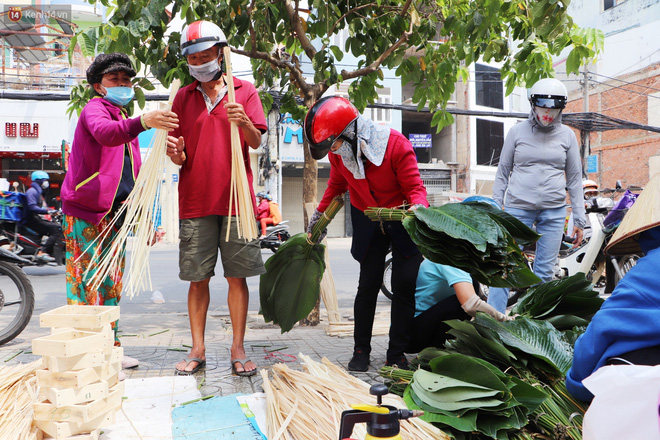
left=188, top=56, right=221, bottom=83
left=41, top=181, right=49, bottom=189
left=534, top=106, right=561, bottom=126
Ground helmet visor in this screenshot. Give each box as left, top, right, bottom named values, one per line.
left=309, top=137, right=334, bottom=160
left=531, top=97, right=566, bottom=109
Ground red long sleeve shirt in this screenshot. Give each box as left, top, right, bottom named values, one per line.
left=318, top=130, right=428, bottom=212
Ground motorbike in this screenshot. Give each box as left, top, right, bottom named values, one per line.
left=0, top=247, right=35, bottom=345
left=474, top=182, right=642, bottom=306
left=554, top=184, right=642, bottom=293
left=383, top=183, right=642, bottom=305
left=0, top=211, right=65, bottom=267
left=259, top=220, right=291, bottom=252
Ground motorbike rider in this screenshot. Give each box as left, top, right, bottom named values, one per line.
left=255, top=192, right=270, bottom=223
left=23, top=171, right=62, bottom=262
left=583, top=179, right=599, bottom=200
left=259, top=194, right=282, bottom=239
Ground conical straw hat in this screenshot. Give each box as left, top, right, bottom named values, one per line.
left=605, top=173, right=660, bottom=256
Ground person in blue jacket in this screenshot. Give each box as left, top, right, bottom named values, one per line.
left=24, top=171, right=62, bottom=262
left=566, top=173, right=660, bottom=402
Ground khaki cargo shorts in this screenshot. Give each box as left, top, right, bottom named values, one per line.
left=179, top=216, right=265, bottom=281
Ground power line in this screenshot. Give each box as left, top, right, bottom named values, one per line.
left=588, top=77, right=660, bottom=100
left=589, top=71, right=660, bottom=94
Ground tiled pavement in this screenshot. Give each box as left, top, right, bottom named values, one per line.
left=0, top=309, right=392, bottom=397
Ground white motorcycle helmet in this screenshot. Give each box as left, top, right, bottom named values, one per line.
left=583, top=179, right=599, bottom=199
left=180, top=20, right=227, bottom=56
left=528, top=78, right=568, bottom=126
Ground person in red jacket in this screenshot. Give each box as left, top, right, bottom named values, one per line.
left=304, top=96, right=428, bottom=371
left=259, top=194, right=282, bottom=238
left=255, top=192, right=270, bottom=223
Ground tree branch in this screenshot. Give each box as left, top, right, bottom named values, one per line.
left=340, top=30, right=411, bottom=80
left=335, top=0, right=414, bottom=80
left=232, top=46, right=312, bottom=97
left=284, top=0, right=317, bottom=66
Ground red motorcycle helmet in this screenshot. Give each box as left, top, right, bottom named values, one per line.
left=304, top=96, right=359, bottom=160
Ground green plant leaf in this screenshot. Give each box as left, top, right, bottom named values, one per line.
left=474, top=314, right=574, bottom=375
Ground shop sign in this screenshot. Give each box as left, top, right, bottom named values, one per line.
left=5, top=122, right=39, bottom=138
left=409, top=133, right=432, bottom=148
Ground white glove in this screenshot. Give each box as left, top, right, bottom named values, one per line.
left=306, top=209, right=328, bottom=244
left=461, top=295, right=512, bottom=322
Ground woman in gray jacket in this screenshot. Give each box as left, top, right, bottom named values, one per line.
left=490, top=78, right=585, bottom=312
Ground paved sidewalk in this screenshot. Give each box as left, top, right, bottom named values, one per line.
left=0, top=309, right=391, bottom=397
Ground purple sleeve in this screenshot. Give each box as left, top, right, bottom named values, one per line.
left=83, top=100, right=144, bottom=147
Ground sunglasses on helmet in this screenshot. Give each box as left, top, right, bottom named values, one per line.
left=531, top=96, right=567, bottom=109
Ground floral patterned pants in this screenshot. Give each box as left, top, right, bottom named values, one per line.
left=63, top=215, right=124, bottom=346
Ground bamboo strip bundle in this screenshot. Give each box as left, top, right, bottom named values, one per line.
left=325, top=320, right=390, bottom=337
left=159, top=159, right=180, bottom=243
left=82, top=80, right=182, bottom=298
left=262, top=354, right=447, bottom=440
left=325, top=310, right=390, bottom=337
left=0, top=360, right=42, bottom=440
left=223, top=46, right=258, bottom=241
left=304, top=202, right=342, bottom=324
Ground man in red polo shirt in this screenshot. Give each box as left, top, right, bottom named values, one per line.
left=166, top=20, right=266, bottom=377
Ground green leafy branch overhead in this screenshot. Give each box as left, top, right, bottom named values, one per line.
left=68, top=0, right=603, bottom=127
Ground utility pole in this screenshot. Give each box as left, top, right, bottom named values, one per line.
left=581, top=68, right=591, bottom=179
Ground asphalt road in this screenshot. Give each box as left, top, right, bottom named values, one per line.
left=22, top=236, right=388, bottom=322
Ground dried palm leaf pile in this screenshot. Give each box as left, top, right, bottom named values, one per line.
left=0, top=360, right=42, bottom=440
left=365, top=202, right=541, bottom=288
left=380, top=274, right=601, bottom=440
left=262, top=354, right=448, bottom=440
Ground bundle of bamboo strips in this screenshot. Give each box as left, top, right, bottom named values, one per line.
left=82, top=80, right=181, bottom=298
left=0, top=360, right=42, bottom=440
left=262, top=354, right=447, bottom=440
left=325, top=320, right=390, bottom=337
left=223, top=46, right=258, bottom=241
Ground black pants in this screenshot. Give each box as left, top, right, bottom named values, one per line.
left=407, top=295, right=470, bottom=354
left=354, top=228, right=423, bottom=363
left=25, top=217, right=62, bottom=255
left=606, top=345, right=660, bottom=366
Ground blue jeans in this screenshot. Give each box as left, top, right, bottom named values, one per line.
left=487, top=206, right=567, bottom=313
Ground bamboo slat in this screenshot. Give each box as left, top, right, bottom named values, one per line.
left=262, top=354, right=448, bottom=440
left=0, top=360, right=42, bottom=440
left=223, top=46, right=258, bottom=241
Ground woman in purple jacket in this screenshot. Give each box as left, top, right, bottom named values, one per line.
left=61, top=53, right=178, bottom=361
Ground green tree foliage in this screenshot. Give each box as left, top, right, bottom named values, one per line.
left=70, top=0, right=602, bottom=124
left=68, top=0, right=603, bottom=204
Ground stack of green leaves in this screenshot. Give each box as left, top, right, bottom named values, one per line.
left=259, top=196, right=344, bottom=333
left=364, top=202, right=541, bottom=288
left=445, top=314, right=575, bottom=379
left=403, top=353, right=548, bottom=440
left=512, top=273, right=604, bottom=330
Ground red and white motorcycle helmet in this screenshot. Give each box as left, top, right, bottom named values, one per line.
left=303, top=96, right=360, bottom=160
left=180, top=20, right=227, bottom=56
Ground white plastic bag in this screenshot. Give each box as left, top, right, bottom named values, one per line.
left=151, top=290, right=165, bottom=304
left=583, top=364, right=660, bottom=439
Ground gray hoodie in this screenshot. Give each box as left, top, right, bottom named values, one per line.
left=492, top=112, right=586, bottom=229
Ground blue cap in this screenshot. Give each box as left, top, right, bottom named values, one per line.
left=462, top=195, right=501, bottom=210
